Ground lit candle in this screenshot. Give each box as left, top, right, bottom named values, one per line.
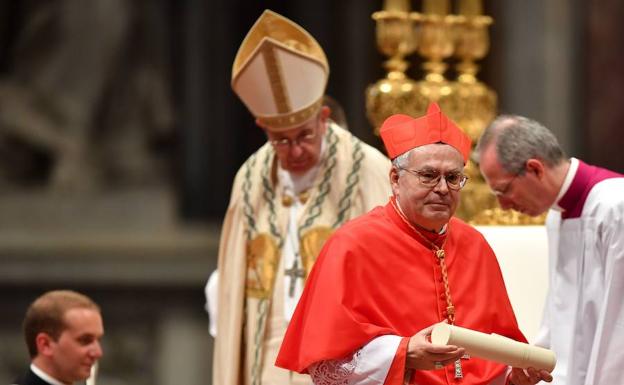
left=383, top=0, right=410, bottom=12
left=458, top=0, right=483, bottom=16
left=423, top=0, right=449, bottom=15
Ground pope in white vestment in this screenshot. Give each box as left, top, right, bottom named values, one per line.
left=207, top=10, right=391, bottom=385
left=478, top=114, right=624, bottom=385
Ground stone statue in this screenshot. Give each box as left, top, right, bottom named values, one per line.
left=0, top=0, right=174, bottom=191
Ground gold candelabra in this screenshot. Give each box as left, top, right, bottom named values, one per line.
left=366, top=0, right=544, bottom=225
left=365, top=1, right=421, bottom=134
left=411, top=0, right=455, bottom=116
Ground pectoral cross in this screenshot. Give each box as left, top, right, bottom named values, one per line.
left=285, top=257, right=306, bottom=298
left=454, top=354, right=470, bottom=379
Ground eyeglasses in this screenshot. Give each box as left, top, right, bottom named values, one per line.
left=269, top=114, right=322, bottom=149
left=492, top=173, right=519, bottom=197
left=399, top=168, right=468, bottom=190
left=269, top=130, right=318, bottom=149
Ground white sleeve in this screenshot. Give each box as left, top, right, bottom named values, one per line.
left=307, top=335, right=401, bottom=385
left=534, top=211, right=560, bottom=349
left=204, top=269, right=219, bottom=337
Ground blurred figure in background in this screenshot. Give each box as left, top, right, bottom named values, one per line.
left=13, top=290, right=104, bottom=385
left=0, top=0, right=173, bottom=191
left=477, top=115, right=624, bottom=385
left=207, top=9, right=391, bottom=385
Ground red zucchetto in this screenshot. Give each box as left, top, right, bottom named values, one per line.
left=379, top=103, right=472, bottom=162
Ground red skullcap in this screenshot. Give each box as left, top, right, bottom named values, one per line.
left=379, top=103, right=472, bottom=162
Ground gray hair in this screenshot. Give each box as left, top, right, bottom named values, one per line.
left=391, top=149, right=412, bottom=171
left=475, top=115, right=566, bottom=174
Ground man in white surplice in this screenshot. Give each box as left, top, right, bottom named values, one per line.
left=206, top=10, right=391, bottom=385
left=477, top=114, right=624, bottom=385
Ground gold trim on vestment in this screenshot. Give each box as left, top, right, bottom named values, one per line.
left=260, top=44, right=291, bottom=114
left=245, top=227, right=334, bottom=298
left=281, top=190, right=310, bottom=207
left=246, top=234, right=280, bottom=299
left=300, top=226, right=334, bottom=277
left=257, top=98, right=323, bottom=130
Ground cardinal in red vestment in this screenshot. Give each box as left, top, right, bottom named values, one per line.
left=276, top=104, right=553, bottom=385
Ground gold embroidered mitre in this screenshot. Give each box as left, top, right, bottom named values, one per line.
left=231, top=9, right=329, bottom=131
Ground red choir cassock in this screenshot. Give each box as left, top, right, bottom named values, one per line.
left=276, top=198, right=527, bottom=384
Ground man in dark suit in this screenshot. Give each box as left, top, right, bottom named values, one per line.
left=13, top=290, right=104, bottom=385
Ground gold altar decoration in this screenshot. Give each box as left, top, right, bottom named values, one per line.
left=410, top=0, right=456, bottom=116
left=365, top=1, right=421, bottom=133
left=366, top=0, right=544, bottom=225
left=446, top=2, right=496, bottom=221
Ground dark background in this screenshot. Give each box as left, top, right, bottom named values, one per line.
left=173, top=0, right=624, bottom=221
left=0, top=0, right=621, bottom=223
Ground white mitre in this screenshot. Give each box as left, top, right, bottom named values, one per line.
left=231, top=9, right=329, bottom=131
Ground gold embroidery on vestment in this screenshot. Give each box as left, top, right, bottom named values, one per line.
left=281, top=190, right=310, bottom=207
left=246, top=234, right=279, bottom=298
left=300, top=226, right=334, bottom=277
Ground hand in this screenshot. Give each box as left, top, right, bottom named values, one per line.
left=508, top=367, right=553, bottom=385
left=405, top=324, right=465, bottom=370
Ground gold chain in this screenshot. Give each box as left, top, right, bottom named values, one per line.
left=391, top=199, right=456, bottom=324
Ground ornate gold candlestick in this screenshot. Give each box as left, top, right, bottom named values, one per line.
left=447, top=3, right=497, bottom=221
left=447, top=0, right=544, bottom=224
left=365, top=3, right=421, bottom=134
left=411, top=0, right=456, bottom=116
left=450, top=15, right=495, bottom=138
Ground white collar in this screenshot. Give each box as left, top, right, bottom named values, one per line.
left=31, top=363, right=68, bottom=385
left=552, top=157, right=578, bottom=211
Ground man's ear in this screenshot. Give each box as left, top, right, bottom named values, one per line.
left=390, top=166, right=400, bottom=194
left=255, top=118, right=267, bottom=131
left=256, top=118, right=275, bottom=140
left=390, top=166, right=399, bottom=182
left=320, top=105, right=331, bottom=120
left=36, top=332, right=55, bottom=357
left=525, top=158, right=545, bottom=179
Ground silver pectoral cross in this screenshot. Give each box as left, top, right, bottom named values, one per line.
left=284, top=256, right=306, bottom=298
left=454, top=354, right=470, bottom=380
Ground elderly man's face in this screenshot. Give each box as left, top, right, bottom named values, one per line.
left=44, top=308, right=104, bottom=384
left=391, top=144, right=464, bottom=231
left=264, top=107, right=330, bottom=175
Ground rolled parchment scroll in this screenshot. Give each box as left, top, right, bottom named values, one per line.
left=431, top=323, right=556, bottom=372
